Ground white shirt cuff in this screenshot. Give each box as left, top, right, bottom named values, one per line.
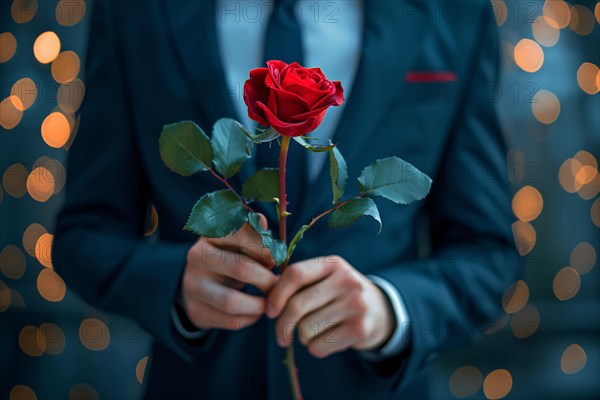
left=171, top=306, right=207, bottom=340
left=360, top=274, right=411, bottom=360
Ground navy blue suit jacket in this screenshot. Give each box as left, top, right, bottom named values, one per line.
left=53, top=1, right=520, bottom=398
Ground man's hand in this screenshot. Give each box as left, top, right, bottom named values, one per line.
left=266, top=256, right=396, bottom=358
left=181, top=214, right=278, bottom=331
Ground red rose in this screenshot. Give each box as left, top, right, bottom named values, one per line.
left=243, top=60, right=344, bottom=137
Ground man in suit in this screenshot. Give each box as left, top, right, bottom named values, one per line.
left=53, top=1, right=520, bottom=398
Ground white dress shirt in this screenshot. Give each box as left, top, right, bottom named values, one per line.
left=173, top=0, right=411, bottom=359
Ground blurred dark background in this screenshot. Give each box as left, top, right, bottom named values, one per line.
left=1, top=1, right=598, bottom=399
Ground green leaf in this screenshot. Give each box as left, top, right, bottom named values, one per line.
left=328, top=198, right=382, bottom=234
left=211, top=118, right=251, bottom=178
left=185, top=190, right=248, bottom=238
left=329, top=147, right=347, bottom=204
left=357, top=156, right=432, bottom=204
left=242, top=168, right=279, bottom=202
left=287, top=224, right=310, bottom=261
left=293, top=136, right=335, bottom=152
left=244, top=127, right=280, bottom=144
left=159, top=121, right=212, bottom=176
left=246, top=212, right=287, bottom=266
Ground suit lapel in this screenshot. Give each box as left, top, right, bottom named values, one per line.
left=291, top=1, right=429, bottom=235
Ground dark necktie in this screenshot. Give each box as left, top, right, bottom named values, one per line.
left=257, top=0, right=306, bottom=221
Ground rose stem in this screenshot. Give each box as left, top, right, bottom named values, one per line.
left=278, top=135, right=291, bottom=252
left=277, top=135, right=303, bottom=400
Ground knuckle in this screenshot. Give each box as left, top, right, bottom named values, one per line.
left=287, top=265, right=304, bottom=283
left=347, top=292, right=368, bottom=313
left=231, top=260, right=251, bottom=282
left=350, top=319, right=368, bottom=338
left=220, top=292, right=241, bottom=314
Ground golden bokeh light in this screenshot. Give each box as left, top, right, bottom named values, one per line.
left=57, top=78, right=85, bottom=113
left=37, top=268, right=66, bottom=302
left=512, top=186, right=543, bottom=222
left=561, top=344, right=587, bottom=374
left=483, top=369, right=512, bottom=400
left=0, top=280, right=11, bottom=311
left=79, top=318, right=111, bottom=351
left=0, top=96, right=24, bottom=129
left=136, top=356, right=149, bottom=384
left=543, top=0, right=571, bottom=29
left=11, top=0, right=38, bottom=24
left=41, top=112, right=71, bottom=148
left=553, top=266, right=580, bottom=301
left=2, top=163, right=28, bottom=198
left=69, top=383, right=100, bottom=400
left=532, top=89, right=560, bottom=124
left=23, top=223, right=47, bottom=257
left=0, top=245, right=27, bottom=280
left=569, top=5, right=595, bottom=36
left=145, top=205, right=159, bottom=237
left=558, top=158, right=583, bottom=193
left=27, top=166, right=55, bottom=203
left=449, top=365, right=483, bottom=398
left=595, top=2, right=600, bottom=24
left=56, top=0, right=86, bottom=26
left=570, top=242, right=596, bottom=275
left=510, top=304, right=540, bottom=339
left=574, top=165, right=597, bottom=186
left=51, top=50, right=80, bottom=84
left=577, top=62, right=600, bottom=95
left=514, top=39, right=544, bottom=73
left=33, top=156, right=67, bottom=194
left=532, top=17, right=560, bottom=47
left=574, top=150, right=598, bottom=170
left=10, top=77, right=37, bottom=111
left=35, top=233, right=53, bottom=269
left=592, top=198, right=600, bottom=228
left=9, top=384, right=37, bottom=400
left=40, top=322, right=66, bottom=355
left=577, top=173, right=600, bottom=200
left=0, top=32, right=18, bottom=63
left=511, top=221, right=536, bottom=256
left=19, top=325, right=47, bottom=357
left=502, top=280, right=529, bottom=314
left=33, top=31, right=61, bottom=64
left=491, top=0, right=507, bottom=27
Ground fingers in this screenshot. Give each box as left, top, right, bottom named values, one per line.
left=275, top=280, right=345, bottom=346
left=185, top=300, right=261, bottom=331
left=195, top=278, right=267, bottom=316
left=295, top=295, right=356, bottom=347
left=307, top=322, right=362, bottom=359
left=200, top=242, right=278, bottom=293
left=267, top=259, right=334, bottom=318
left=208, top=214, right=275, bottom=267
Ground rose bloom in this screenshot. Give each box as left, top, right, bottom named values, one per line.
left=243, top=60, right=344, bottom=137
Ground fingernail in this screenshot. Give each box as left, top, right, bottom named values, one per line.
left=267, top=304, right=276, bottom=318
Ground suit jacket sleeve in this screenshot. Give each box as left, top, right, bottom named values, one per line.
left=52, top=0, right=205, bottom=363
left=370, top=4, right=521, bottom=391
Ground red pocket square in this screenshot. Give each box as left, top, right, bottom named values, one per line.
left=405, top=71, right=458, bottom=83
